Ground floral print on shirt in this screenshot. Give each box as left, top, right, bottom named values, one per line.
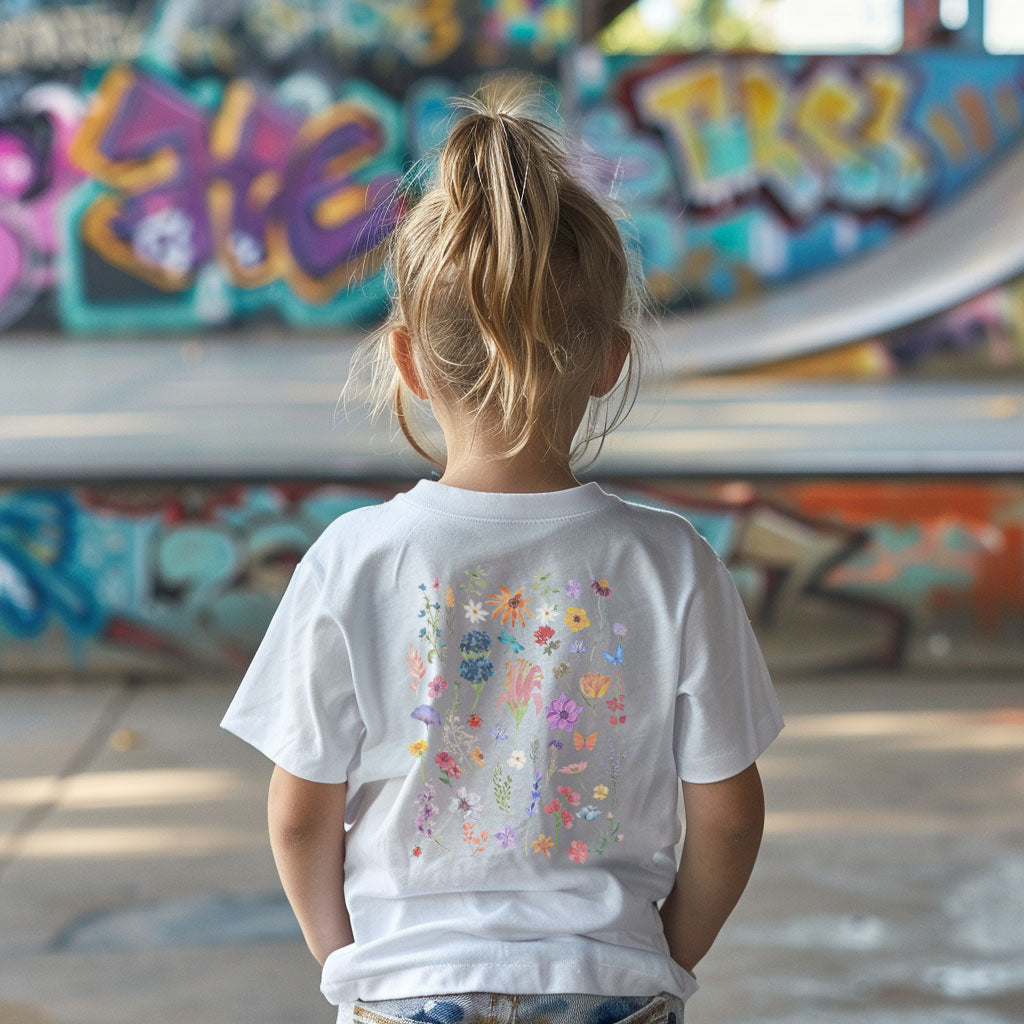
left=407, top=566, right=628, bottom=861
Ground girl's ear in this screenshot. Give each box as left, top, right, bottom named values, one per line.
left=590, top=330, right=630, bottom=398
left=390, top=326, right=429, bottom=400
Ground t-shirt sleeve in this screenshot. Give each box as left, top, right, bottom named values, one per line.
left=220, top=556, right=362, bottom=784
left=673, top=539, right=784, bottom=783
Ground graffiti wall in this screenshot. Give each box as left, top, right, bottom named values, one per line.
left=573, top=49, right=1024, bottom=305
left=1, top=479, right=1021, bottom=676
left=1, top=0, right=1023, bottom=332
left=0, top=0, right=573, bottom=332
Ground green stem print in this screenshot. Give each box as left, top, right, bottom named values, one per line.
left=444, top=584, right=456, bottom=638
left=417, top=585, right=445, bottom=664
left=492, top=761, right=512, bottom=814
left=531, top=570, right=558, bottom=600
left=546, top=744, right=559, bottom=784
left=593, top=816, right=622, bottom=856
left=459, top=566, right=488, bottom=598
left=544, top=797, right=564, bottom=852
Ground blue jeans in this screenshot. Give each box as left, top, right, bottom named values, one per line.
left=345, top=992, right=685, bottom=1024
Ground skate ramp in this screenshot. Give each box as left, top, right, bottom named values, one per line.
left=653, top=141, right=1024, bottom=376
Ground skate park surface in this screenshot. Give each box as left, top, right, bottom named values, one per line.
left=1, top=671, right=1022, bottom=1024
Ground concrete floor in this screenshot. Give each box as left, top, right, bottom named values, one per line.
left=1, top=673, right=1022, bottom=1024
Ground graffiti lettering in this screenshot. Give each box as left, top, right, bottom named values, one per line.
left=635, top=57, right=936, bottom=219
left=62, top=67, right=404, bottom=327
left=0, top=5, right=144, bottom=74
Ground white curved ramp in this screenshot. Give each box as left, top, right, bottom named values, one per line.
left=653, top=141, right=1024, bottom=376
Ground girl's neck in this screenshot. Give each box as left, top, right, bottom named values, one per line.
left=437, top=445, right=581, bottom=495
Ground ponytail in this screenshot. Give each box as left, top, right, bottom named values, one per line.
left=344, top=73, right=657, bottom=467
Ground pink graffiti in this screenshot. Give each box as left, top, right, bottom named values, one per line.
left=0, top=83, right=84, bottom=327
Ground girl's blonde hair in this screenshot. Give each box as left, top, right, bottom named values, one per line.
left=344, top=73, right=659, bottom=469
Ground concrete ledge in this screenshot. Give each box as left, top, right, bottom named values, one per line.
left=2, top=334, right=1023, bottom=477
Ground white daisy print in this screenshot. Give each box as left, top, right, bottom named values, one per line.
left=463, top=600, right=487, bottom=623
left=535, top=604, right=558, bottom=623
left=506, top=749, right=526, bottom=771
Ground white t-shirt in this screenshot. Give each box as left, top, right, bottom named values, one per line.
left=221, top=479, right=784, bottom=1008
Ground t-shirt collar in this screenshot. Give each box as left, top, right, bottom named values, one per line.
left=399, top=478, right=612, bottom=521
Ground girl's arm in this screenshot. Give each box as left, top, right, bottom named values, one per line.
left=267, top=764, right=354, bottom=965
left=658, top=761, right=766, bottom=973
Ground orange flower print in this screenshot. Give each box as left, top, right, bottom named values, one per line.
left=531, top=833, right=555, bottom=857
left=486, top=585, right=533, bottom=628
left=579, top=673, right=610, bottom=700
left=564, top=607, right=590, bottom=632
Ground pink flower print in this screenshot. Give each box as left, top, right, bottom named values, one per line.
left=496, top=659, right=545, bottom=742
left=590, top=578, right=612, bottom=598
left=435, top=751, right=461, bottom=781
left=546, top=692, right=583, bottom=731
left=433, top=577, right=440, bottom=590
left=557, top=785, right=581, bottom=806
left=566, top=579, right=582, bottom=599
left=533, top=625, right=554, bottom=646
left=568, top=840, right=589, bottom=863
left=607, top=693, right=626, bottom=726
left=543, top=798, right=562, bottom=815
left=559, top=808, right=574, bottom=829
left=427, top=675, right=448, bottom=698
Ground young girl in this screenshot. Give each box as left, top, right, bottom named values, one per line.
left=222, top=77, right=783, bottom=1024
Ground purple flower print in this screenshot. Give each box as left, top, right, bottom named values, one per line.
left=613, top=623, right=627, bottom=636
left=566, top=579, right=582, bottom=600
left=548, top=738, right=563, bottom=750
left=570, top=638, right=587, bottom=655
left=496, top=826, right=518, bottom=848
left=526, top=771, right=542, bottom=817
left=415, top=781, right=438, bottom=839
left=545, top=692, right=583, bottom=731
left=411, top=705, right=442, bottom=726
